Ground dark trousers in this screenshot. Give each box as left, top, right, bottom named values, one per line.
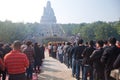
left=26, top=64, right=34, bottom=79
left=104, top=69, right=111, bottom=80
left=72, top=58, right=76, bottom=76
left=76, top=59, right=83, bottom=80
left=83, top=65, right=93, bottom=80
left=66, top=56, right=69, bottom=68
left=52, top=52, right=56, bottom=59
left=9, top=73, right=26, bottom=80
left=58, top=54, right=63, bottom=63
left=63, top=53, right=67, bottom=64
left=68, top=57, right=72, bottom=68
left=93, top=68, right=105, bottom=80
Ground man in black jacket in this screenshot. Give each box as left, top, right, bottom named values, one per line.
left=90, top=40, right=105, bottom=80
left=113, top=54, right=120, bottom=69
left=70, top=43, right=77, bottom=77
left=101, top=37, right=120, bottom=80
left=82, top=40, right=95, bottom=80
left=74, top=39, right=86, bottom=80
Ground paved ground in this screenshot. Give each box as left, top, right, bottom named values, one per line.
left=38, top=50, right=76, bottom=80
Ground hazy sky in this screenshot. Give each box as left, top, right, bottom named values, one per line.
left=0, top=0, right=120, bottom=23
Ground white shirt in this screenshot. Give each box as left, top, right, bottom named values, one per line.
left=57, top=46, right=63, bottom=54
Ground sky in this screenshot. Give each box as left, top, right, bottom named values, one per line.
left=0, top=0, right=120, bottom=24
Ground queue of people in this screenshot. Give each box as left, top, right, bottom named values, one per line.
left=48, top=37, right=120, bottom=80
left=0, top=40, right=45, bottom=80
left=0, top=37, right=120, bottom=80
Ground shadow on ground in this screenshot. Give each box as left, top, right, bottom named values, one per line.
left=43, top=66, right=61, bottom=72
left=43, top=63, right=56, bottom=66
left=39, top=74, right=64, bottom=80
left=44, top=59, right=57, bottom=62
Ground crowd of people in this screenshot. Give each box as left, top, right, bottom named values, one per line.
left=0, top=37, right=120, bottom=80
left=0, top=40, right=45, bottom=80
left=48, top=37, right=120, bottom=80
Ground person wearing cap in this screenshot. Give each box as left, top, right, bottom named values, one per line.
left=4, top=40, right=29, bottom=80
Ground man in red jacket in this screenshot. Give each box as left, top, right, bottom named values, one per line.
left=4, top=40, right=29, bottom=80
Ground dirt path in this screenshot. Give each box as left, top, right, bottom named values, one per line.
left=38, top=50, right=76, bottom=80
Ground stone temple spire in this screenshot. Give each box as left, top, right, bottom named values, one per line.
left=40, top=1, right=57, bottom=24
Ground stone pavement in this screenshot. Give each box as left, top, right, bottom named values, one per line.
left=38, top=50, right=76, bottom=80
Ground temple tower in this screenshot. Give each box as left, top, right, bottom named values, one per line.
left=40, top=1, right=57, bottom=24
left=39, top=1, right=65, bottom=38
